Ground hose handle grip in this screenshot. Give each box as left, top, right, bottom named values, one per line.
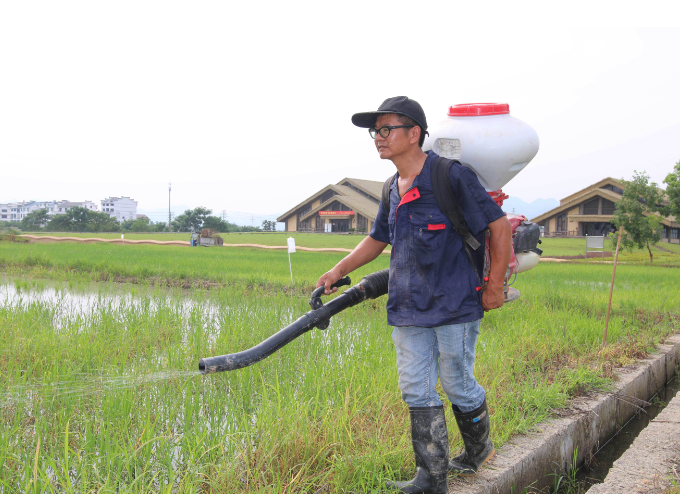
left=310, top=276, right=351, bottom=303
left=331, top=276, right=351, bottom=290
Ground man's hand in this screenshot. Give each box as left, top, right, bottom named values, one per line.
left=483, top=215, right=513, bottom=312
left=315, top=236, right=388, bottom=296
left=482, top=282, right=504, bottom=311
left=316, top=268, right=344, bottom=295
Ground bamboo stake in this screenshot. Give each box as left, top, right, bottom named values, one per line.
left=603, top=226, right=623, bottom=346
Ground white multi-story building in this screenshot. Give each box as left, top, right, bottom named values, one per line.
left=101, top=197, right=138, bottom=222
left=0, top=200, right=98, bottom=222
left=54, top=201, right=98, bottom=214
left=0, top=201, right=43, bottom=221
left=0, top=203, right=20, bottom=221
left=27, top=201, right=56, bottom=215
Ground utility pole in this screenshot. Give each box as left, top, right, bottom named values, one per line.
left=168, top=182, right=172, bottom=226
left=222, top=210, right=226, bottom=221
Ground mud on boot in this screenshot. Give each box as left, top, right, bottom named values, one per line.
left=385, top=406, right=449, bottom=494
left=448, top=399, right=494, bottom=476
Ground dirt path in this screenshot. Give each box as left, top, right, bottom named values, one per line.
left=18, top=236, right=633, bottom=261
left=19, top=235, right=388, bottom=254
left=21, top=235, right=190, bottom=246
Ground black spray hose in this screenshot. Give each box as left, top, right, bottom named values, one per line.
left=198, top=269, right=389, bottom=374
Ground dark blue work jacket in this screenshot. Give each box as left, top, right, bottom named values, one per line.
left=369, top=151, right=505, bottom=328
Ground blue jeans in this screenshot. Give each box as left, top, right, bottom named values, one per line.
left=392, top=320, right=486, bottom=413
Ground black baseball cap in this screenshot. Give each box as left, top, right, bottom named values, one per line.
left=351, top=96, right=428, bottom=135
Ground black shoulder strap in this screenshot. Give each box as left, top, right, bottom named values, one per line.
left=430, top=157, right=481, bottom=251
left=381, top=172, right=398, bottom=212
left=431, top=157, right=484, bottom=286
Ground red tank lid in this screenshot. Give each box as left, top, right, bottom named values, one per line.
left=448, top=103, right=510, bottom=116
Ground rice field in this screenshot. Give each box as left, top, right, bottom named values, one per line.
left=0, top=241, right=679, bottom=492
left=0, top=242, right=388, bottom=290
left=18, top=232, right=680, bottom=262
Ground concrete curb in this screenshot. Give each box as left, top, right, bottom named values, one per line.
left=588, top=391, right=680, bottom=493
left=447, top=335, right=680, bottom=493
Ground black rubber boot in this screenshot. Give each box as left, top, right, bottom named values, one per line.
left=385, top=406, right=449, bottom=494
left=448, top=399, right=494, bottom=476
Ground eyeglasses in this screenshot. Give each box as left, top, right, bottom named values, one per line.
left=368, top=125, right=414, bottom=139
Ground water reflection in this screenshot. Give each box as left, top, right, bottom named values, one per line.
left=0, top=279, right=228, bottom=330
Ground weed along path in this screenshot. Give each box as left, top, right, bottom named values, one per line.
left=1, top=242, right=680, bottom=492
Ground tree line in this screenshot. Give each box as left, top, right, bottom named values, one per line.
left=169, top=207, right=266, bottom=233
left=3, top=206, right=277, bottom=234
left=613, top=160, right=680, bottom=263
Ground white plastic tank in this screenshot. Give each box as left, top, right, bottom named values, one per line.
left=514, top=252, right=541, bottom=273
left=423, top=103, right=539, bottom=192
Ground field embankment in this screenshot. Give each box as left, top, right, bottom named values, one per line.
left=20, top=234, right=362, bottom=254
left=21, top=234, right=191, bottom=246
left=18, top=232, right=680, bottom=266
left=20, top=231, right=368, bottom=249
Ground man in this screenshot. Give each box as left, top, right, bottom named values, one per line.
left=316, top=96, right=512, bottom=494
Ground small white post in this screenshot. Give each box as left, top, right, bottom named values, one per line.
left=287, top=237, right=296, bottom=283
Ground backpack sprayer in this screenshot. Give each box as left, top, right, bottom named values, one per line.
left=423, top=103, right=542, bottom=302
left=199, top=103, right=541, bottom=374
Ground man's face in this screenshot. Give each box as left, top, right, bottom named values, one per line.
left=373, top=114, right=415, bottom=161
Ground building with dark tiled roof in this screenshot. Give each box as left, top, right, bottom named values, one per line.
left=277, top=178, right=383, bottom=233
left=531, top=177, right=679, bottom=242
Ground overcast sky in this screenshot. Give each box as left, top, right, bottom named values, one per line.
left=1, top=1, right=679, bottom=225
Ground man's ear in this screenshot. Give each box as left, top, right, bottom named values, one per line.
left=410, top=126, right=421, bottom=145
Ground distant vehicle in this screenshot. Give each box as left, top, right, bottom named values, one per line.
left=190, top=229, right=223, bottom=247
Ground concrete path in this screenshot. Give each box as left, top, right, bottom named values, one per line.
left=588, top=392, right=680, bottom=493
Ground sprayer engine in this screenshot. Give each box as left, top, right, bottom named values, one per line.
left=509, top=214, right=543, bottom=272
left=477, top=214, right=543, bottom=303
